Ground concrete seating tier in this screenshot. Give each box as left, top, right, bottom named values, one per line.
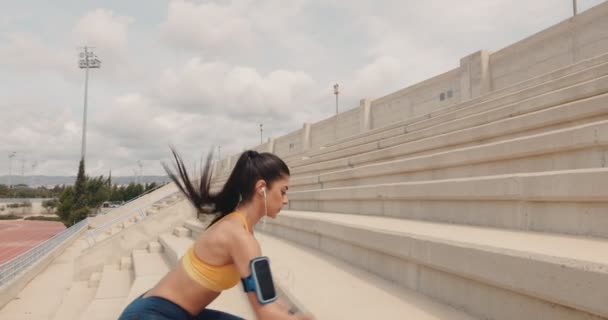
left=262, top=211, right=608, bottom=320
left=287, top=168, right=608, bottom=238
left=290, top=114, right=608, bottom=192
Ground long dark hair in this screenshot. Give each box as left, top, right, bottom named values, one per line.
left=163, top=147, right=290, bottom=228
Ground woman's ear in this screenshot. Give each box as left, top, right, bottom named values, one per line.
left=256, top=179, right=267, bottom=195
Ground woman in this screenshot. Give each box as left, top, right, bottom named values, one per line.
left=118, top=148, right=314, bottom=320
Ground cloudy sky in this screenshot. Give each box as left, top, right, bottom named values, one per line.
left=0, top=0, right=605, bottom=177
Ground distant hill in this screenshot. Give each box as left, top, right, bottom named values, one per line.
left=0, top=175, right=172, bottom=187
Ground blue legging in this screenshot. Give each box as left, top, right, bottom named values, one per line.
left=118, top=294, right=244, bottom=320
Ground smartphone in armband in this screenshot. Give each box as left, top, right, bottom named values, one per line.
left=241, top=256, right=278, bottom=304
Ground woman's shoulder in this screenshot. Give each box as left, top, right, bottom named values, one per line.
left=204, top=213, right=253, bottom=243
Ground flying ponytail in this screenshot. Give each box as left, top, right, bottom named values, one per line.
left=163, top=147, right=290, bottom=229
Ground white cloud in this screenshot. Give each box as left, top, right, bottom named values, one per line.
left=153, top=57, right=317, bottom=117
left=72, top=9, right=133, bottom=60
left=0, top=32, right=73, bottom=76
left=160, top=0, right=256, bottom=55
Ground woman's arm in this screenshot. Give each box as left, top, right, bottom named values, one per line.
left=229, top=229, right=314, bottom=320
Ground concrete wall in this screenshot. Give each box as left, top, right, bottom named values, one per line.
left=371, top=68, right=462, bottom=130
left=274, top=128, right=304, bottom=157
left=490, top=2, right=608, bottom=91
left=252, top=139, right=274, bottom=153
left=310, top=107, right=361, bottom=148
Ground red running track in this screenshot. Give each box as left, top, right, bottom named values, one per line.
left=0, top=220, right=66, bottom=265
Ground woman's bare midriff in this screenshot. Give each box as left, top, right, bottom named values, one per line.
left=143, top=263, right=221, bottom=315
left=142, top=217, right=242, bottom=315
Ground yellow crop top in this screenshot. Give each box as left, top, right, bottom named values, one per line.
left=181, top=211, right=249, bottom=292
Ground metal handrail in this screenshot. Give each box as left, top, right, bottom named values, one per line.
left=85, top=189, right=180, bottom=246
left=98, top=183, right=166, bottom=215
left=0, top=218, right=89, bottom=287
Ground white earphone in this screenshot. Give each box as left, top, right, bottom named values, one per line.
left=261, top=187, right=268, bottom=221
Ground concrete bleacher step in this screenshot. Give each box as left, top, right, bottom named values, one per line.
left=289, top=168, right=608, bottom=238
left=79, top=264, right=134, bottom=320
left=291, top=117, right=608, bottom=191
left=147, top=241, right=163, bottom=253
left=123, top=251, right=171, bottom=306
left=173, top=226, right=192, bottom=238
left=262, top=211, right=608, bottom=319
left=254, top=232, right=476, bottom=319
left=132, top=251, right=170, bottom=280
left=88, top=272, right=101, bottom=288
left=50, top=281, right=96, bottom=320
left=184, top=218, right=208, bottom=238
left=158, top=233, right=193, bottom=264
left=120, top=256, right=133, bottom=271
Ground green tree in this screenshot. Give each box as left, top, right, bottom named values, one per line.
left=73, top=160, right=87, bottom=208
left=86, top=176, right=109, bottom=209
left=57, top=160, right=90, bottom=226
left=42, top=199, right=58, bottom=214
left=146, top=182, right=158, bottom=192
left=56, top=162, right=155, bottom=226
left=110, top=184, right=121, bottom=202
left=56, top=186, right=75, bottom=224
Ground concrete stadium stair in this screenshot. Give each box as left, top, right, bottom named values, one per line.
left=78, top=263, right=133, bottom=320
left=288, top=168, right=608, bottom=238
left=290, top=117, right=608, bottom=197
left=50, top=281, right=96, bottom=320
left=122, top=250, right=170, bottom=306
left=262, top=211, right=608, bottom=319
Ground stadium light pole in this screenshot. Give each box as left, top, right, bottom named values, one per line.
left=78, top=46, right=101, bottom=170
left=333, top=83, right=340, bottom=115
left=259, top=123, right=264, bottom=145
left=573, top=0, right=578, bottom=15
left=8, top=152, right=16, bottom=190
left=30, top=160, right=38, bottom=187
left=138, top=160, right=143, bottom=185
